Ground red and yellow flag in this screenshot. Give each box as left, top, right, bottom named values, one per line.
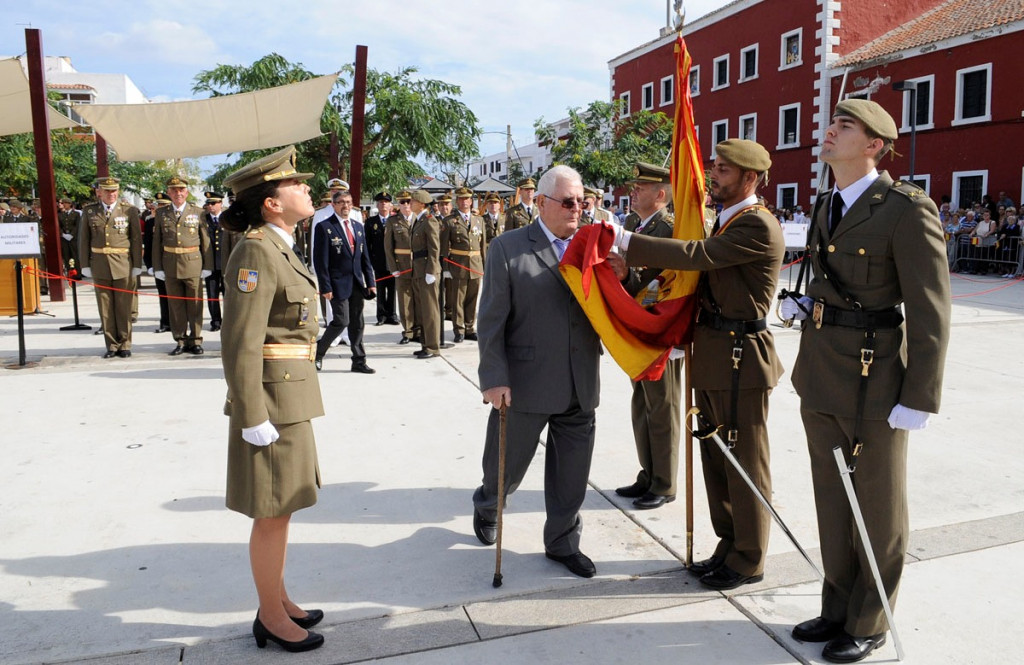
left=559, top=34, right=705, bottom=381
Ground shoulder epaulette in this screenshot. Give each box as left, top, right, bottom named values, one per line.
left=890, top=180, right=926, bottom=199
left=246, top=228, right=264, bottom=238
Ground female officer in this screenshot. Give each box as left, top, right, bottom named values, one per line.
left=220, top=146, right=325, bottom=653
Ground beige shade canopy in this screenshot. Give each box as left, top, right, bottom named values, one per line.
left=73, top=73, right=338, bottom=161
left=0, top=58, right=80, bottom=137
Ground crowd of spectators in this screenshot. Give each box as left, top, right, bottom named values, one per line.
left=943, top=192, right=1022, bottom=277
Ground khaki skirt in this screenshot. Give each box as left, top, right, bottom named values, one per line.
left=226, top=420, right=321, bottom=519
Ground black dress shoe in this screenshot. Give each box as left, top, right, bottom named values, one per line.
left=169, top=345, right=185, bottom=356
left=688, top=554, right=726, bottom=576
left=398, top=337, right=411, bottom=345
left=473, top=509, right=497, bottom=545
left=154, top=326, right=171, bottom=333
left=699, top=564, right=763, bottom=590
left=822, top=632, right=886, bottom=663
left=453, top=334, right=465, bottom=343
left=103, top=350, right=117, bottom=358
left=116, top=349, right=132, bottom=358
left=615, top=480, right=648, bottom=498
left=210, top=322, right=221, bottom=331
left=793, top=616, right=844, bottom=643
left=633, top=492, right=675, bottom=509
left=252, top=615, right=324, bottom=653
left=314, top=358, right=323, bottom=371
left=351, top=363, right=376, bottom=374
left=413, top=349, right=431, bottom=358
left=189, top=345, right=204, bottom=355
left=545, top=551, right=596, bottom=578
left=386, top=318, right=400, bottom=325
left=416, top=352, right=439, bottom=359
left=464, top=332, right=478, bottom=341
left=290, top=609, right=323, bottom=630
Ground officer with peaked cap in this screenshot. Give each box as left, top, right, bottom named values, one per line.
left=142, top=193, right=172, bottom=332
left=607, top=140, right=784, bottom=590
left=203, top=191, right=226, bottom=331
left=482, top=192, right=503, bottom=248
left=154, top=175, right=213, bottom=355
left=365, top=191, right=397, bottom=325
left=58, top=196, right=82, bottom=274
left=504, top=177, right=537, bottom=231
left=79, top=176, right=143, bottom=357
left=435, top=192, right=456, bottom=322
left=409, top=189, right=442, bottom=357
left=445, top=187, right=486, bottom=342
left=384, top=190, right=420, bottom=344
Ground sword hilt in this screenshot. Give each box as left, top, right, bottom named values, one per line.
left=686, top=407, right=720, bottom=440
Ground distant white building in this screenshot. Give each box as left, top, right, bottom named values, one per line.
left=13, top=56, right=150, bottom=125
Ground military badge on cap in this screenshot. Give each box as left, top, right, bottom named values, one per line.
left=237, top=268, right=259, bottom=293
left=166, top=176, right=189, bottom=188
left=94, top=176, right=120, bottom=190
left=327, top=178, right=350, bottom=191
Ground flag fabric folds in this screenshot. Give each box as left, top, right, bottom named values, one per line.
left=559, top=34, right=705, bottom=382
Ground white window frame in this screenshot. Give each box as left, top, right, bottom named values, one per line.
left=777, top=103, right=801, bottom=149
left=953, top=62, right=992, bottom=126
left=641, top=82, right=654, bottom=111
left=739, top=43, right=759, bottom=83
left=712, top=54, right=730, bottom=91
left=952, top=169, right=988, bottom=209
left=711, top=120, right=729, bottom=157
left=776, top=183, right=798, bottom=210
left=619, top=91, right=631, bottom=117
left=898, top=74, right=936, bottom=132
left=689, top=66, right=700, bottom=98
left=739, top=112, right=757, bottom=141
left=660, top=75, right=674, bottom=106
left=780, top=28, right=803, bottom=70
left=899, top=173, right=930, bottom=194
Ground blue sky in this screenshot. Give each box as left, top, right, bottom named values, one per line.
left=2, top=0, right=726, bottom=176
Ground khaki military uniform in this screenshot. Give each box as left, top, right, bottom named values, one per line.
left=443, top=211, right=486, bottom=336
left=483, top=211, right=502, bottom=248
left=222, top=227, right=324, bottom=519
left=622, top=207, right=682, bottom=497
left=154, top=203, right=212, bottom=348
left=78, top=201, right=142, bottom=352
left=792, top=172, right=951, bottom=636
left=627, top=203, right=785, bottom=576
left=385, top=213, right=417, bottom=341
left=410, top=211, right=441, bottom=355
left=503, top=202, right=535, bottom=231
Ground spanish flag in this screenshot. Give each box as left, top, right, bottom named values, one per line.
left=559, top=34, right=705, bottom=381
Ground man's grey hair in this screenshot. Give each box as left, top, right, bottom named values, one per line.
left=332, top=189, right=353, bottom=204
left=537, top=165, right=583, bottom=198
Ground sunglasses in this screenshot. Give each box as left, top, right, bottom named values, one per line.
left=547, top=196, right=585, bottom=210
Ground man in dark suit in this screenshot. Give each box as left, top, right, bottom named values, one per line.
left=783, top=99, right=951, bottom=664
left=202, top=191, right=225, bottom=331
left=143, top=194, right=172, bottom=332
left=313, top=189, right=376, bottom=374
left=365, top=191, right=397, bottom=326
left=472, top=165, right=603, bottom=578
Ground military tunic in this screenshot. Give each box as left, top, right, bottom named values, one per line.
left=384, top=213, right=417, bottom=341
left=222, top=227, right=324, bottom=519
left=154, top=203, right=213, bottom=347
left=443, top=211, right=486, bottom=336
left=483, top=211, right=502, bottom=248
left=78, top=200, right=142, bottom=352
left=410, top=211, right=442, bottom=354
left=503, top=202, right=535, bottom=231
left=365, top=213, right=395, bottom=324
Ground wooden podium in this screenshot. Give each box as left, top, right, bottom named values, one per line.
left=0, top=258, right=41, bottom=316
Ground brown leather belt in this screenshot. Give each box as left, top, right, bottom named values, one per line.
left=262, top=343, right=316, bottom=361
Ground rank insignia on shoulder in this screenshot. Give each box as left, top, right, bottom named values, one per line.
left=237, top=268, right=259, bottom=293
left=873, top=193, right=883, bottom=199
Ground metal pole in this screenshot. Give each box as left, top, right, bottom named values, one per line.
left=16, top=260, right=27, bottom=366
left=684, top=345, right=694, bottom=566
left=908, top=87, right=917, bottom=182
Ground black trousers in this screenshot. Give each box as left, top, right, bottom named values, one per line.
left=375, top=271, right=396, bottom=323
left=155, top=276, right=170, bottom=328
left=316, top=292, right=366, bottom=365
left=205, top=270, right=223, bottom=324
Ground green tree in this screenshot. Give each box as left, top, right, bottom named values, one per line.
left=535, top=100, right=673, bottom=189
left=193, top=54, right=481, bottom=200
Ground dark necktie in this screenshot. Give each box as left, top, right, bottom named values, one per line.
left=830, top=194, right=844, bottom=233
left=712, top=215, right=721, bottom=235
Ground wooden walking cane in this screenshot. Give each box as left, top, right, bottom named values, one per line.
left=684, top=344, right=694, bottom=566
left=493, top=397, right=508, bottom=587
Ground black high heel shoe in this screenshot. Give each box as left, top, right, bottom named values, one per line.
left=291, top=608, right=324, bottom=629
left=252, top=614, right=324, bottom=652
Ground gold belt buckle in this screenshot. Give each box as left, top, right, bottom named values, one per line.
left=812, top=301, right=824, bottom=329
left=860, top=348, right=874, bottom=376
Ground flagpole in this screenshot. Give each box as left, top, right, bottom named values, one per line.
left=684, top=344, right=694, bottom=566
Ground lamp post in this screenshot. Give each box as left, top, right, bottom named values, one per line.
left=892, top=80, right=918, bottom=183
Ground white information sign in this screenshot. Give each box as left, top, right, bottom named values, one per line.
left=0, top=223, right=42, bottom=259
left=782, top=223, right=809, bottom=250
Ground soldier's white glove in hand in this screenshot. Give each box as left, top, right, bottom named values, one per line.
left=147, top=267, right=154, bottom=276
left=668, top=346, right=686, bottom=361
left=81, top=267, right=92, bottom=278
left=131, top=268, right=143, bottom=277
left=425, top=274, right=436, bottom=285
left=602, top=221, right=628, bottom=250
left=62, top=233, right=73, bottom=241
left=242, top=420, right=279, bottom=446
left=200, top=269, right=212, bottom=279
left=392, top=271, right=401, bottom=278
left=887, top=404, right=930, bottom=431
left=155, top=270, right=166, bottom=281
left=443, top=270, right=452, bottom=280
left=780, top=295, right=813, bottom=321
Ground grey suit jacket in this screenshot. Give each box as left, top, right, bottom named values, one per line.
left=477, top=222, right=601, bottom=414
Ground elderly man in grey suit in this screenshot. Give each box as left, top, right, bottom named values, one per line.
left=472, top=165, right=603, bottom=578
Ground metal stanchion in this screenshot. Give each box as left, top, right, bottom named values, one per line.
left=6, top=259, right=39, bottom=370
left=60, top=260, right=92, bottom=331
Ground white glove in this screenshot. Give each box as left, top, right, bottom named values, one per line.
left=131, top=268, right=143, bottom=277
left=241, top=420, right=280, bottom=446
left=602, top=220, right=627, bottom=250
left=62, top=233, right=73, bottom=241
left=155, top=270, right=166, bottom=281
left=200, top=269, right=212, bottom=279
left=425, top=273, right=437, bottom=285
left=443, top=270, right=452, bottom=279
left=888, top=404, right=931, bottom=431
left=668, top=347, right=686, bottom=361
left=147, top=267, right=154, bottom=276
left=391, top=271, right=401, bottom=278
left=780, top=295, right=813, bottom=321
left=82, top=267, right=92, bottom=278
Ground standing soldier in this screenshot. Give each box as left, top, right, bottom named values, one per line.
left=384, top=191, right=418, bottom=345
left=783, top=100, right=951, bottom=664
left=612, top=164, right=682, bottom=510
left=582, top=187, right=616, bottom=225
left=482, top=192, right=503, bottom=248
left=365, top=191, right=397, bottom=326
left=409, top=189, right=441, bottom=358
left=78, top=177, right=142, bottom=358
left=58, top=196, right=82, bottom=275
left=154, top=176, right=212, bottom=355
left=504, top=178, right=537, bottom=231
left=446, top=187, right=486, bottom=343
left=435, top=192, right=455, bottom=322
left=144, top=193, right=172, bottom=333
left=203, top=191, right=225, bottom=331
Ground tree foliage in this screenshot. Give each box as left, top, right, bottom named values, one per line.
left=193, top=53, right=482, bottom=200
left=535, top=100, right=673, bottom=189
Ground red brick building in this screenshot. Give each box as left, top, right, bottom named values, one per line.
left=608, top=0, right=1024, bottom=211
